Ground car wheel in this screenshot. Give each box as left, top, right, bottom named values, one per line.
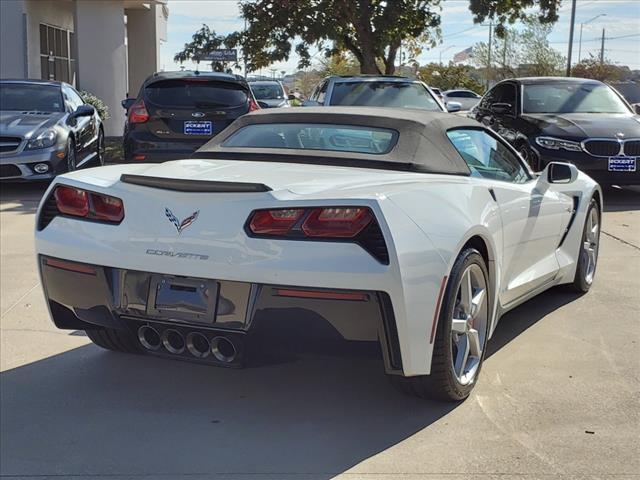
left=518, top=143, right=540, bottom=172
left=66, top=137, right=77, bottom=172
left=569, top=198, right=600, bottom=293
left=96, top=128, right=105, bottom=166
left=392, top=248, right=490, bottom=401
left=86, top=328, right=140, bottom=353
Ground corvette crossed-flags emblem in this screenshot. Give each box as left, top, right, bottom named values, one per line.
left=165, top=208, right=199, bottom=234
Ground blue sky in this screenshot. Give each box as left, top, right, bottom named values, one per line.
left=160, top=0, right=640, bottom=73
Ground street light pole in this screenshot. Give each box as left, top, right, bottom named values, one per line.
left=439, top=45, right=456, bottom=65
left=600, top=28, right=606, bottom=64
left=486, top=21, right=493, bottom=89
left=566, top=0, right=577, bottom=76
left=578, top=14, right=607, bottom=64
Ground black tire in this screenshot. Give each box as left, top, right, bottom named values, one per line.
left=96, top=128, right=105, bottom=166
left=85, top=327, right=140, bottom=354
left=568, top=198, right=601, bottom=293
left=66, top=137, right=77, bottom=172
left=391, top=248, right=491, bottom=402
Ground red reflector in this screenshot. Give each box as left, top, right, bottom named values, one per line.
left=249, top=98, right=260, bottom=112
left=274, top=288, right=367, bottom=301
left=90, top=192, right=124, bottom=222
left=133, top=154, right=146, bottom=161
left=249, top=209, right=304, bottom=235
left=128, top=99, right=149, bottom=123
left=54, top=186, right=89, bottom=217
left=302, top=207, right=372, bottom=238
left=45, top=258, right=96, bottom=275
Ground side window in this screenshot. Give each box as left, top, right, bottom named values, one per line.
left=316, top=81, right=328, bottom=104
left=447, top=129, right=530, bottom=184
left=62, top=85, right=83, bottom=111
left=491, top=83, right=517, bottom=111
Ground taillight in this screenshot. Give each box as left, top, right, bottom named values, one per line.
left=248, top=207, right=372, bottom=238
left=128, top=99, right=149, bottom=123
left=53, top=185, right=124, bottom=224
left=54, top=186, right=89, bottom=217
left=248, top=97, right=260, bottom=112
left=249, top=208, right=304, bottom=235
left=302, top=207, right=372, bottom=238
left=246, top=206, right=387, bottom=263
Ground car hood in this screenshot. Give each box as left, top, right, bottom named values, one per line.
left=522, top=113, right=640, bottom=140
left=0, top=111, right=65, bottom=138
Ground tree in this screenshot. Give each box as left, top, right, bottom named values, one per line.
left=519, top=17, right=564, bottom=76
left=174, top=25, right=233, bottom=72
left=229, top=0, right=442, bottom=75
left=572, top=55, right=628, bottom=82
left=469, top=0, right=561, bottom=37
left=472, top=27, right=520, bottom=82
left=417, top=63, right=484, bottom=93
left=318, top=52, right=360, bottom=77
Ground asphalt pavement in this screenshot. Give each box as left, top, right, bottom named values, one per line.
left=1, top=181, right=639, bottom=480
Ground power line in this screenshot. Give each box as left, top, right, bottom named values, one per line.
left=443, top=26, right=481, bottom=39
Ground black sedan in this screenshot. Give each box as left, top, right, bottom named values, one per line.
left=0, top=79, right=103, bottom=181
left=470, top=77, right=640, bottom=186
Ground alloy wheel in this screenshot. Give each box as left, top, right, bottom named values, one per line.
left=451, top=264, right=488, bottom=385
left=581, top=207, right=600, bottom=285
left=67, top=141, right=76, bottom=171
left=97, top=131, right=105, bottom=166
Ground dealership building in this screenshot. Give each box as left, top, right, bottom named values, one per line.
left=0, top=0, right=168, bottom=136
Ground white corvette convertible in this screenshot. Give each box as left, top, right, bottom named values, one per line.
left=35, top=107, right=602, bottom=401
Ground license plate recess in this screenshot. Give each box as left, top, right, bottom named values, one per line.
left=147, top=276, right=218, bottom=324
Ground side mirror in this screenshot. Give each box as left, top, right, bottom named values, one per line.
left=542, top=162, right=579, bottom=184
left=634, top=103, right=640, bottom=115
left=257, top=100, right=270, bottom=109
left=287, top=93, right=296, bottom=101
left=301, top=100, right=320, bottom=107
left=446, top=101, right=462, bottom=113
left=74, top=104, right=95, bottom=117
left=490, top=102, right=513, bottom=115
left=121, top=98, right=135, bottom=110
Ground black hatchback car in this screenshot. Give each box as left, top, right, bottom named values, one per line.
left=470, top=77, right=640, bottom=186
left=122, top=71, right=260, bottom=162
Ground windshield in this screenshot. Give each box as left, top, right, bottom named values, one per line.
left=523, top=83, right=630, bottom=114
left=222, top=123, right=397, bottom=155
left=329, top=81, right=442, bottom=111
left=0, top=84, right=64, bottom=112
left=250, top=83, right=284, bottom=100
left=144, top=80, right=248, bottom=108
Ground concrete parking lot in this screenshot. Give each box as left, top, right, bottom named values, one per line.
left=1, top=181, right=638, bottom=480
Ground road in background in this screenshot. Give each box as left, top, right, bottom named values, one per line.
left=1, top=182, right=638, bottom=479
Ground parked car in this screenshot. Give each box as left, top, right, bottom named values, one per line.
left=303, top=75, right=461, bottom=112
left=122, top=71, right=260, bottom=163
left=0, top=79, right=103, bottom=181
left=35, top=107, right=602, bottom=402
left=610, top=81, right=640, bottom=112
left=249, top=80, right=290, bottom=108
left=470, top=77, right=640, bottom=185
left=442, top=89, right=482, bottom=111
left=430, top=87, right=444, bottom=102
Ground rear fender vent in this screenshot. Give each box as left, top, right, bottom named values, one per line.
left=356, top=219, right=390, bottom=264
left=37, top=192, right=60, bottom=230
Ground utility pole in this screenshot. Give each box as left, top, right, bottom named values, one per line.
left=600, top=28, right=606, bottom=64
left=486, top=21, right=493, bottom=89
left=566, top=0, right=577, bottom=76
left=578, top=14, right=606, bottom=64
left=243, top=18, right=248, bottom=77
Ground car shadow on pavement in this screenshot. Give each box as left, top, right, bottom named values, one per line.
left=0, top=182, right=49, bottom=214
left=0, top=325, right=456, bottom=478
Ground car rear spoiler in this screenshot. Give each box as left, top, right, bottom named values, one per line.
left=120, top=174, right=271, bottom=193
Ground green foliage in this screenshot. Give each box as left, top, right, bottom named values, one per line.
left=79, top=90, right=109, bottom=121
left=469, top=0, right=561, bottom=37
left=230, top=0, right=442, bottom=75
left=572, top=55, right=628, bottom=82
left=417, top=63, right=484, bottom=93
left=318, top=52, right=360, bottom=77
left=519, top=17, right=564, bottom=76
left=174, top=25, right=234, bottom=72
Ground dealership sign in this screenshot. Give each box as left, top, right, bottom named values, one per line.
left=196, top=49, right=238, bottom=62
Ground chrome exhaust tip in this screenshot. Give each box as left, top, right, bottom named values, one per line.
left=162, top=329, right=185, bottom=355
left=138, top=325, right=161, bottom=351
left=211, top=336, right=237, bottom=363
left=186, top=332, right=211, bottom=358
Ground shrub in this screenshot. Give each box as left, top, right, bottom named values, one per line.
left=79, top=90, right=110, bottom=121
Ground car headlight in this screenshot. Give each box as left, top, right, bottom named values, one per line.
left=26, top=129, right=57, bottom=150
left=535, top=136, right=582, bottom=152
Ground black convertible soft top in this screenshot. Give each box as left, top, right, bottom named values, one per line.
left=196, top=107, right=482, bottom=175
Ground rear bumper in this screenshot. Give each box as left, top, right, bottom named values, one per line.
left=123, top=133, right=210, bottom=163
left=39, top=255, right=403, bottom=374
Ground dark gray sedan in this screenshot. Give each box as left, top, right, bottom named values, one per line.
left=0, top=79, right=104, bottom=181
